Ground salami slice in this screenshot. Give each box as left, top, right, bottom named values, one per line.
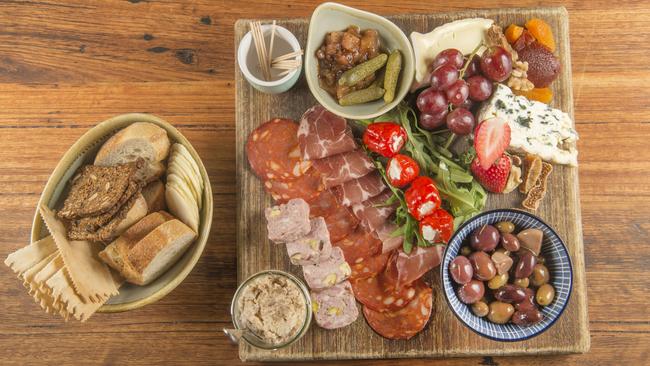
left=350, top=265, right=417, bottom=312
left=350, top=252, right=390, bottom=281
left=362, top=280, right=433, bottom=340
left=333, top=226, right=381, bottom=265
left=308, top=190, right=340, bottom=218
left=323, top=204, right=359, bottom=242
left=264, top=167, right=323, bottom=203
left=246, top=118, right=311, bottom=181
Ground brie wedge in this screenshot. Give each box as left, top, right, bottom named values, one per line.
left=476, top=84, right=579, bottom=166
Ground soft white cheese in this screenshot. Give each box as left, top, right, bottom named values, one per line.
left=417, top=201, right=436, bottom=218
left=388, top=159, right=402, bottom=181
left=476, top=84, right=579, bottom=166
left=421, top=225, right=440, bottom=242
left=410, top=18, right=493, bottom=90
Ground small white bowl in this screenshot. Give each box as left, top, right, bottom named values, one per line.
left=237, top=24, right=302, bottom=94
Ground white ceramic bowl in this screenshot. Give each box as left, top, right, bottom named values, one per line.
left=237, top=24, right=302, bottom=94
left=305, top=2, right=415, bottom=120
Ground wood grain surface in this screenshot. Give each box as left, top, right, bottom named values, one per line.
left=0, top=1, right=648, bottom=365
left=235, top=7, right=587, bottom=361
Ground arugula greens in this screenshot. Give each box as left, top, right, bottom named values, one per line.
left=358, top=103, right=487, bottom=251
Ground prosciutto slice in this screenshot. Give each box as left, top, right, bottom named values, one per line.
left=298, top=105, right=356, bottom=160
left=331, top=171, right=387, bottom=207
left=395, top=246, right=445, bottom=287
left=351, top=189, right=398, bottom=232
left=312, top=149, right=375, bottom=189
left=375, top=221, right=404, bottom=254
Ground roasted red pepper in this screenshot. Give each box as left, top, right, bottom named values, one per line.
left=386, top=154, right=420, bottom=188
left=419, top=208, right=454, bottom=243
left=404, top=176, right=442, bottom=221
left=362, top=122, right=407, bottom=158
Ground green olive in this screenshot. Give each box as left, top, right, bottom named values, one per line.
left=495, top=221, right=515, bottom=234
left=460, top=246, right=472, bottom=256
left=487, top=301, right=515, bottom=324
left=530, top=264, right=550, bottom=287
left=536, top=284, right=555, bottom=306
left=471, top=300, right=489, bottom=317
left=488, top=273, right=509, bottom=290
left=514, top=277, right=530, bottom=288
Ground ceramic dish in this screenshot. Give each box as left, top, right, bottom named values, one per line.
left=30, top=113, right=213, bottom=312
left=441, top=209, right=573, bottom=341
left=304, top=2, right=415, bottom=120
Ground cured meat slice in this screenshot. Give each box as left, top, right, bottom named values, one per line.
left=285, top=217, right=332, bottom=265
left=264, top=199, right=311, bottom=243
left=246, top=118, right=311, bottom=181
left=323, top=204, right=359, bottom=242
left=264, top=167, right=323, bottom=203
left=375, top=222, right=404, bottom=254
left=362, top=280, right=433, bottom=340
left=352, top=189, right=398, bottom=232
left=311, top=281, right=359, bottom=329
left=302, top=247, right=351, bottom=289
left=308, top=189, right=340, bottom=218
left=331, top=171, right=387, bottom=207
left=351, top=261, right=417, bottom=312
left=298, top=104, right=356, bottom=160
left=350, top=252, right=390, bottom=281
left=395, top=246, right=445, bottom=287
left=333, top=226, right=381, bottom=265
left=312, top=149, right=375, bottom=189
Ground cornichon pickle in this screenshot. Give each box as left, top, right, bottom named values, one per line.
left=338, top=53, right=388, bottom=87
left=383, top=50, right=402, bottom=103
left=338, top=86, right=385, bottom=106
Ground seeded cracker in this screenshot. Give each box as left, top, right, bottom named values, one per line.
left=40, top=204, right=119, bottom=303
left=57, top=160, right=141, bottom=220
left=67, top=191, right=141, bottom=242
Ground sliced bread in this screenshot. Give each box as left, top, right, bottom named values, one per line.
left=95, top=122, right=170, bottom=173
left=142, top=180, right=166, bottom=213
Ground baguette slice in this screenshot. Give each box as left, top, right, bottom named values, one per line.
left=100, top=216, right=197, bottom=285
left=142, top=180, right=166, bottom=213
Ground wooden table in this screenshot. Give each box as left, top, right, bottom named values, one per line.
left=0, top=1, right=647, bottom=365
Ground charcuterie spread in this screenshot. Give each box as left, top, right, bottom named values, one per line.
left=237, top=2, right=581, bottom=349
left=5, top=120, right=208, bottom=321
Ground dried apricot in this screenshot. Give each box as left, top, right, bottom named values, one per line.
left=525, top=19, right=555, bottom=52
left=505, top=24, right=524, bottom=44
left=514, top=88, right=553, bottom=104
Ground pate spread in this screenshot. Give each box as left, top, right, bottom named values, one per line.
left=236, top=273, right=307, bottom=345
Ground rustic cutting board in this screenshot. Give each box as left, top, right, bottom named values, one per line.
left=235, top=6, right=589, bottom=361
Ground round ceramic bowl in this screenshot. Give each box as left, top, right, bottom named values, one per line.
left=30, top=113, right=213, bottom=312
left=304, top=2, right=415, bottom=120
left=237, top=24, right=302, bottom=94
left=441, top=209, right=573, bottom=341
left=230, top=270, right=312, bottom=350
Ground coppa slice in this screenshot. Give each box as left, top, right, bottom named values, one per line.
left=350, top=251, right=391, bottom=281
left=362, top=280, right=433, bottom=340
left=375, top=222, right=404, bottom=254
left=333, top=226, right=382, bottom=265
left=264, top=167, right=323, bottom=203
left=395, top=246, right=445, bottom=287
left=312, top=149, right=375, bottom=189
left=331, top=171, right=387, bottom=207
left=323, top=204, right=360, bottom=242
left=246, top=118, right=311, bottom=181
left=352, top=189, right=398, bottom=232
left=298, top=104, right=356, bottom=160
left=351, top=254, right=417, bottom=312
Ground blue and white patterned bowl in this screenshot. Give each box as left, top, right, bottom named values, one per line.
left=441, top=209, right=573, bottom=342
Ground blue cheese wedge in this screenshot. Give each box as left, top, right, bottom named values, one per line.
left=476, top=84, right=579, bottom=166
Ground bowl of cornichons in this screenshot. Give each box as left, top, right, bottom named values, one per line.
left=31, top=113, right=213, bottom=314
left=305, top=2, right=415, bottom=120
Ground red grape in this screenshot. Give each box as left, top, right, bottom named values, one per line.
left=460, top=98, right=475, bottom=111
left=445, top=80, right=469, bottom=107
left=431, top=48, right=464, bottom=70
left=467, top=75, right=493, bottom=101
left=446, top=107, right=475, bottom=135
left=480, top=46, right=513, bottom=82
left=419, top=110, right=448, bottom=130
left=430, top=64, right=459, bottom=91
left=463, top=55, right=481, bottom=78
left=417, top=88, right=448, bottom=114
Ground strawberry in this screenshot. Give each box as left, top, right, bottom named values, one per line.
left=471, top=153, right=512, bottom=193
left=474, top=117, right=511, bottom=170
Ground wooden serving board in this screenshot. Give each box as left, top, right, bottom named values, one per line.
left=235, top=6, right=589, bottom=361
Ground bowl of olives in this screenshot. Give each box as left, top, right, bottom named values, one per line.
left=441, top=209, right=573, bottom=342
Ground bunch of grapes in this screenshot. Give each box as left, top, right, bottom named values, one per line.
left=416, top=47, right=512, bottom=135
